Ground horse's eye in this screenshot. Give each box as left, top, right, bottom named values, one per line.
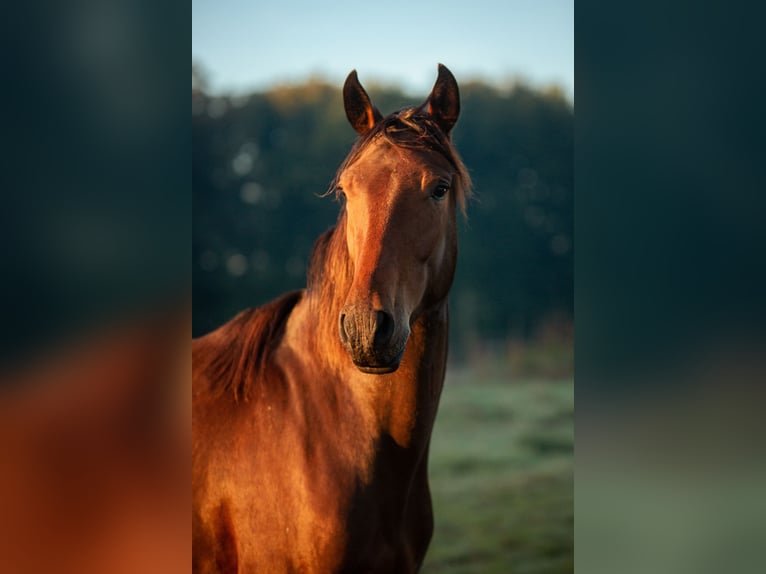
left=431, top=183, right=450, bottom=201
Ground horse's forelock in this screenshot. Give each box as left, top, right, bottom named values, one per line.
left=328, top=107, right=472, bottom=214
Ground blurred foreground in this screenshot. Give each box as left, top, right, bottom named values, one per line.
left=0, top=309, right=190, bottom=574
left=576, top=344, right=766, bottom=574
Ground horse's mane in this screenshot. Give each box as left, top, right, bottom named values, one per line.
left=194, top=290, right=302, bottom=402
left=306, top=222, right=351, bottom=292
left=328, top=105, right=473, bottom=214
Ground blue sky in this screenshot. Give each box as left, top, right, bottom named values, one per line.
left=192, top=0, right=573, bottom=98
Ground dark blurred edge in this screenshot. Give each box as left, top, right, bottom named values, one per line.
left=2, top=1, right=189, bottom=371
left=0, top=2, right=189, bottom=573
left=576, top=1, right=766, bottom=573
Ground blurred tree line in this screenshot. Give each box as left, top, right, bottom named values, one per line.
left=192, top=66, right=572, bottom=361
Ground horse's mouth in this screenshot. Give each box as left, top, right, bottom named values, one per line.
left=352, top=347, right=405, bottom=375
left=354, top=362, right=399, bottom=375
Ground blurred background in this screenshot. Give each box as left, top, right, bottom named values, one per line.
left=1, top=2, right=189, bottom=572
left=193, top=1, right=573, bottom=572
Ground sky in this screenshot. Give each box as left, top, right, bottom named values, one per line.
left=192, top=0, right=573, bottom=99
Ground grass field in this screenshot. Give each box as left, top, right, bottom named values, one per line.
left=421, top=370, right=573, bottom=574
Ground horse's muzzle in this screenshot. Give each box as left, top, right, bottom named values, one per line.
left=338, top=306, right=408, bottom=374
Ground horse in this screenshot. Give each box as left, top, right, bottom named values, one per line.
left=192, top=64, right=471, bottom=574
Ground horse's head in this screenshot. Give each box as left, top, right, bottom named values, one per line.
left=335, top=65, right=470, bottom=374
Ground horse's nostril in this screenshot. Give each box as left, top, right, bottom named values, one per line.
left=373, top=310, right=395, bottom=346
left=339, top=312, right=349, bottom=343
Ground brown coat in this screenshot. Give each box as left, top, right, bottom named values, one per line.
left=193, top=65, right=470, bottom=573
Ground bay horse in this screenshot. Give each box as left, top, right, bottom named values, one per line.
left=193, top=64, right=471, bottom=573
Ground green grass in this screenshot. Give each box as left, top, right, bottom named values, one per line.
left=421, top=370, right=573, bottom=574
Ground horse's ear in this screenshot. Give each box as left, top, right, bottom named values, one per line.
left=426, top=64, right=460, bottom=136
left=343, top=70, right=383, bottom=136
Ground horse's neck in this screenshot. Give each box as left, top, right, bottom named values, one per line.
left=283, top=294, right=447, bottom=480
left=279, top=230, right=448, bottom=460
